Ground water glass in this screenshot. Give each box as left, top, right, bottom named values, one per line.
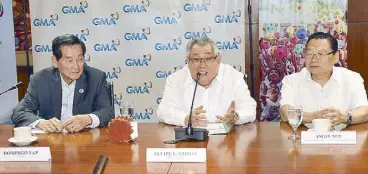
left=287, top=106, right=303, bottom=141
left=119, top=100, right=134, bottom=118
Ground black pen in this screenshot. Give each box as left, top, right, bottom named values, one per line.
left=93, top=155, right=109, bottom=174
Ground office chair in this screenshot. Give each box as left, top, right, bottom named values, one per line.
left=107, top=81, right=115, bottom=115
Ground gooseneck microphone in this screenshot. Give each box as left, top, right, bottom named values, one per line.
left=186, top=72, right=201, bottom=135
left=0, top=82, right=23, bottom=96
left=166, top=72, right=208, bottom=143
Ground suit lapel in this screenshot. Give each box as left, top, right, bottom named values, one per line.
left=73, top=73, right=87, bottom=115
left=50, top=69, right=62, bottom=119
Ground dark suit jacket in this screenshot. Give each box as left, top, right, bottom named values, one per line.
left=11, top=66, right=114, bottom=127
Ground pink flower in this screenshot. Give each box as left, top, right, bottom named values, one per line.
left=290, top=36, right=298, bottom=44
left=275, top=45, right=288, bottom=60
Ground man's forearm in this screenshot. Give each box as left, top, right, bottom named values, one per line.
left=350, top=106, right=368, bottom=125
left=157, top=104, right=187, bottom=126
left=92, top=107, right=114, bottom=126
left=11, top=107, right=41, bottom=127
left=280, top=105, right=289, bottom=122
left=281, top=105, right=316, bottom=123
left=302, top=111, right=317, bottom=124
left=236, top=108, right=256, bottom=124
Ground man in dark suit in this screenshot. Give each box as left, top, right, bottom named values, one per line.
left=12, top=34, right=114, bottom=133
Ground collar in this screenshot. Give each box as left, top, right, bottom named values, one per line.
left=184, top=63, right=224, bottom=88
left=60, top=73, right=76, bottom=88
left=303, top=66, right=341, bottom=84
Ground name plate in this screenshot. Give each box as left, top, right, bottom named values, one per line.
left=301, top=145, right=359, bottom=155
left=146, top=148, right=206, bottom=163
left=301, top=131, right=356, bottom=145
left=0, top=161, right=51, bottom=173
left=0, top=147, right=51, bottom=162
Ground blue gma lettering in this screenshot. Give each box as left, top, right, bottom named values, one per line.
left=33, top=19, right=56, bottom=27
left=184, top=32, right=208, bottom=40
left=156, top=71, right=172, bottom=78
left=123, top=5, right=147, bottom=13
left=126, top=86, right=150, bottom=94
left=62, top=6, right=85, bottom=14
left=216, top=41, right=239, bottom=50
left=184, top=3, right=208, bottom=11
left=131, top=113, right=151, bottom=120
left=125, top=59, right=149, bottom=66
left=124, top=33, right=148, bottom=41
left=74, top=33, right=87, bottom=42
left=94, top=44, right=117, bottom=52
left=156, top=97, right=162, bottom=104
left=106, top=72, right=119, bottom=79
left=92, top=18, right=116, bottom=25
left=214, top=15, right=238, bottom=23
left=113, top=93, right=122, bottom=105
left=34, top=45, right=52, bottom=52
left=114, top=98, right=120, bottom=105
left=155, top=43, right=179, bottom=51
left=154, top=17, right=178, bottom=24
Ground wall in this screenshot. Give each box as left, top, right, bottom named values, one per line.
left=244, top=0, right=260, bottom=119
left=347, top=0, right=368, bottom=95
left=15, top=0, right=368, bottom=119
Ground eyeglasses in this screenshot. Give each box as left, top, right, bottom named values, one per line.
left=305, top=51, right=334, bottom=59
left=188, top=55, right=218, bottom=65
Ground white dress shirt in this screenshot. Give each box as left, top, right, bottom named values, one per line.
left=61, top=79, right=77, bottom=122
left=28, top=75, right=100, bottom=128
left=280, top=67, right=368, bottom=113
left=157, top=63, right=257, bottom=126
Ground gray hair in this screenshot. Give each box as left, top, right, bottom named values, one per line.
left=186, top=37, right=219, bottom=56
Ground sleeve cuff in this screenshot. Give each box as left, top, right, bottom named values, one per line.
left=28, top=119, right=45, bottom=128
left=235, top=109, right=256, bottom=125
left=87, top=114, right=100, bottom=128
left=178, top=112, right=188, bottom=127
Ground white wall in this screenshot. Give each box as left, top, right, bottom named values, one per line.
left=0, top=0, right=18, bottom=123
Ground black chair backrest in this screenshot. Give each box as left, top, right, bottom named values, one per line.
left=106, top=81, right=114, bottom=106
left=107, top=81, right=115, bottom=116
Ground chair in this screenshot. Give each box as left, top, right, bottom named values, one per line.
left=243, top=74, right=248, bottom=84
left=107, top=82, right=115, bottom=115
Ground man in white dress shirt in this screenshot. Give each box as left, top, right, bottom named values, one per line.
left=280, top=32, right=368, bottom=127
left=157, top=37, right=256, bottom=127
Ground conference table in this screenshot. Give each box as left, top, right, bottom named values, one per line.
left=0, top=122, right=367, bottom=174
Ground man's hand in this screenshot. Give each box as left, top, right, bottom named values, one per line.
left=320, top=108, right=347, bottom=126
left=216, top=101, right=238, bottom=124
left=62, top=115, right=92, bottom=133
left=36, top=118, right=62, bottom=132
left=184, top=105, right=208, bottom=127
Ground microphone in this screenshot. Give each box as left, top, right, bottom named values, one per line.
left=0, top=82, right=23, bottom=96
left=173, top=72, right=209, bottom=142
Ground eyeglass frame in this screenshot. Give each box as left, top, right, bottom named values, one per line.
left=188, top=54, right=219, bottom=65
left=305, top=50, right=335, bottom=60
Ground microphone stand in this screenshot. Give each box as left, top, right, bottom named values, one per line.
left=170, top=73, right=209, bottom=143
left=0, top=82, right=23, bottom=96
left=186, top=73, right=200, bottom=135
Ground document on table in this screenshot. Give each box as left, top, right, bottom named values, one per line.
left=197, top=122, right=233, bottom=135
left=31, top=128, right=68, bottom=134
left=130, top=122, right=138, bottom=139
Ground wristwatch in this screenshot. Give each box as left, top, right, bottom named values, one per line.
left=346, top=112, right=353, bottom=125
left=232, top=112, right=239, bottom=124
